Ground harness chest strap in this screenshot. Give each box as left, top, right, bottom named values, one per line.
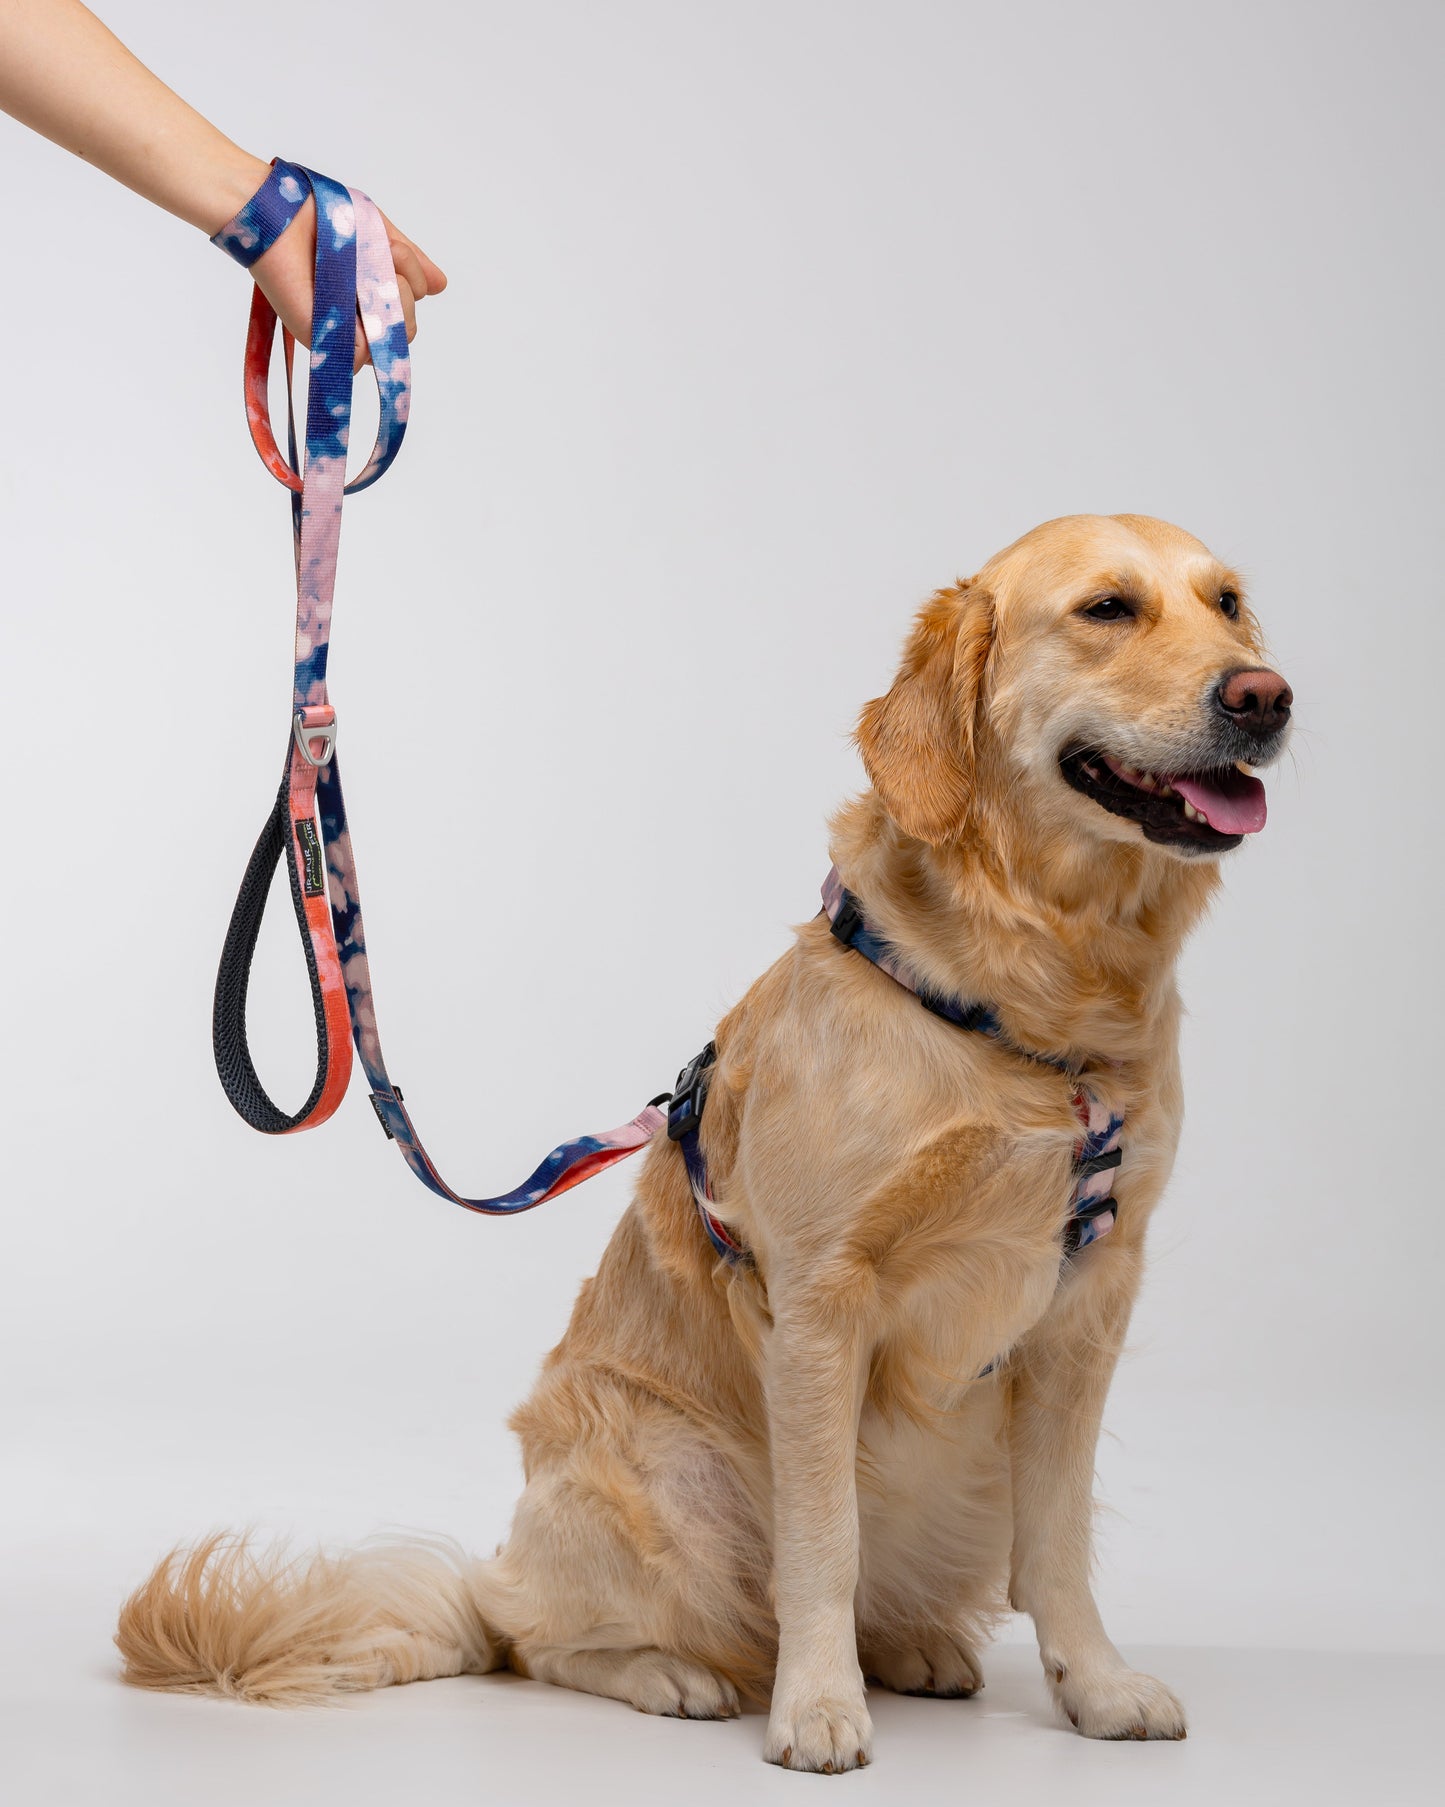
left=667, top=873, right=1124, bottom=1269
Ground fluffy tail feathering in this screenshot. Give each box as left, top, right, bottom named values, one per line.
left=115, top=1533, right=512, bottom=1703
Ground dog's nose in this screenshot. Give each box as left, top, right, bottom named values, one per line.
left=1216, top=667, right=1293, bottom=737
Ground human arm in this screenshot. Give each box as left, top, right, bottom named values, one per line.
left=0, top=0, right=446, bottom=352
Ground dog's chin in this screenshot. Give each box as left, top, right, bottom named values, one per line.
left=1057, top=747, right=1269, bottom=858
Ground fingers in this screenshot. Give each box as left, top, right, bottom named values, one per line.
left=381, top=211, right=448, bottom=295
left=411, top=243, right=448, bottom=294
left=389, top=238, right=430, bottom=302
left=397, top=276, right=418, bottom=343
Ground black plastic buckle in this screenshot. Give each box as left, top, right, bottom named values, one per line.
left=1072, top=1192, right=1118, bottom=1221
left=1062, top=1195, right=1118, bottom=1257
left=666, top=1040, right=717, bottom=1142
left=829, top=890, right=864, bottom=946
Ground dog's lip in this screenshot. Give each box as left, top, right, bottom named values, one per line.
left=1058, top=746, right=1264, bottom=851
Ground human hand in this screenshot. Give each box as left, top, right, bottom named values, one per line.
left=249, top=190, right=448, bottom=369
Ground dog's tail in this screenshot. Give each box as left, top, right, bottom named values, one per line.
left=115, top=1532, right=518, bottom=1704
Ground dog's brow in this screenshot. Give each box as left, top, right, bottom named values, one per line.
left=1078, top=569, right=1151, bottom=605
left=1193, top=562, right=1243, bottom=599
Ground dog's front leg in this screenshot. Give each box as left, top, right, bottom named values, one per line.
left=762, top=1290, right=873, bottom=1773
left=1008, top=1271, right=1187, bottom=1740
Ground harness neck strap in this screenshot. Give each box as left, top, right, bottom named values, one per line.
left=820, top=866, right=1079, bottom=1073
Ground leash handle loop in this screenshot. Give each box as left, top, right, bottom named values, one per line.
left=217, top=162, right=410, bottom=501
left=212, top=772, right=353, bottom=1134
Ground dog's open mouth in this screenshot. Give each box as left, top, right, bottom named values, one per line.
left=1059, top=749, right=1267, bottom=852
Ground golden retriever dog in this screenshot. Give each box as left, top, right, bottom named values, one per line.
left=117, top=514, right=1292, bottom=1771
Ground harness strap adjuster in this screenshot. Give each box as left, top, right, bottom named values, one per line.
left=1073, top=1194, right=1118, bottom=1221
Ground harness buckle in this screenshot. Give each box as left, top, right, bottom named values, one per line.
left=829, top=891, right=863, bottom=945
left=666, top=1040, right=717, bottom=1142
left=293, top=706, right=338, bottom=767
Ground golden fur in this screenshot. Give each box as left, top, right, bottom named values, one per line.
left=117, top=514, right=1288, bottom=1770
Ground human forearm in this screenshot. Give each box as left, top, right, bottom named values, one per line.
left=1, top=0, right=446, bottom=353
left=0, top=0, right=268, bottom=232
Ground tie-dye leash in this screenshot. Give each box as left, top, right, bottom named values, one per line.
left=210, top=162, right=667, bottom=1213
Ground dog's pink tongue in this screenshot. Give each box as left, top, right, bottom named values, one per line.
left=1172, top=769, right=1268, bottom=834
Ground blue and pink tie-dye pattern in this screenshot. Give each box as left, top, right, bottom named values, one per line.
left=212, top=163, right=665, bottom=1211
left=210, top=159, right=310, bottom=267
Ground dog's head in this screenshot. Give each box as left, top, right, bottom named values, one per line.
left=857, top=514, right=1292, bottom=861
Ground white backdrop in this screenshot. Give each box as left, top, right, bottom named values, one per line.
left=2, top=0, right=1441, bottom=1763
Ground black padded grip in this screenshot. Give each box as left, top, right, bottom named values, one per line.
left=212, top=778, right=332, bottom=1133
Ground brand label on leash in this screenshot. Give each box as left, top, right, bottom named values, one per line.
left=294, top=818, right=326, bottom=896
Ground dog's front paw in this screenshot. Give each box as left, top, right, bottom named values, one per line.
left=1046, top=1657, right=1186, bottom=1740
left=764, top=1690, right=874, bottom=1772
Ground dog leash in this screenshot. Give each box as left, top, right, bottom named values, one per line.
left=210, top=162, right=667, bottom=1213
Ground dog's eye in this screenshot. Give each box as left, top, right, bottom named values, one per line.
left=1219, top=590, right=1240, bottom=619
left=1082, top=597, right=1133, bottom=621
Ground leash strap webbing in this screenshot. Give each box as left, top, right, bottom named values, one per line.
left=211, top=162, right=666, bottom=1212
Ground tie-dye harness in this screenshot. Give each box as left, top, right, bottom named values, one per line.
left=209, top=163, right=1123, bottom=1252
left=665, top=873, right=1124, bottom=1269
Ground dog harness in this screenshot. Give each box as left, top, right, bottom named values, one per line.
left=665, top=871, right=1124, bottom=1269
left=209, top=161, right=1123, bottom=1263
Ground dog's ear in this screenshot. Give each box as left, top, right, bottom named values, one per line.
left=855, top=582, right=994, bottom=843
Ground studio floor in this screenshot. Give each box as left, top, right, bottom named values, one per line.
left=3, top=1581, right=1439, bottom=1807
